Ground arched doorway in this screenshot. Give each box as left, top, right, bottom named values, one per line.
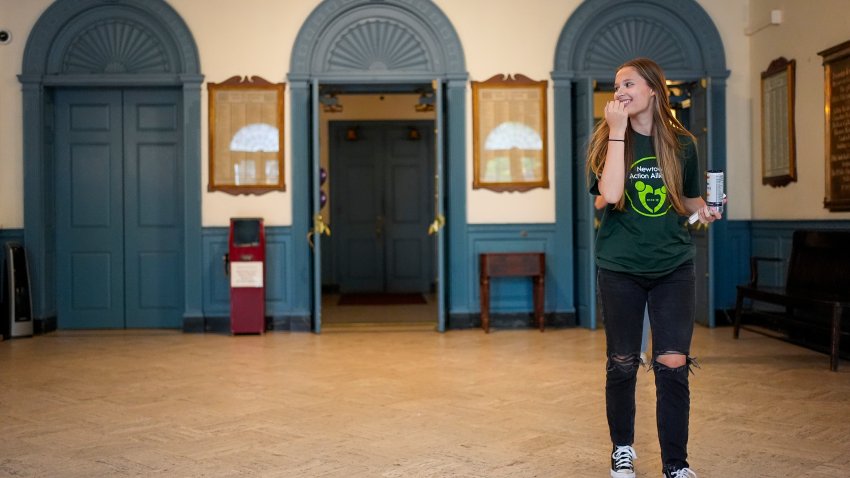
left=19, top=0, right=203, bottom=330
left=288, top=0, right=467, bottom=333
left=552, top=0, right=729, bottom=328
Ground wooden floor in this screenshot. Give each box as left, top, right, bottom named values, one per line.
left=1, top=313, right=849, bottom=477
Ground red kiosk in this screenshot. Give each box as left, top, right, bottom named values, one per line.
left=227, top=218, right=265, bottom=334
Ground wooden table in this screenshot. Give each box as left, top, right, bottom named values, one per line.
left=479, top=252, right=545, bottom=333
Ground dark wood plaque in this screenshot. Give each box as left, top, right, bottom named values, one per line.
left=471, top=74, right=549, bottom=192
left=760, top=57, right=796, bottom=187
left=208, top=76, right=286, bottom=195
left=819, top=40, right=850, bottom=211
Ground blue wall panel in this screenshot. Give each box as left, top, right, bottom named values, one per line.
left=202, top=227, right=230, bottom=317
left=749, top=221, right=850, bottom=288
left=718, top=220, right=751, bottom=309
left=1, top=229, right=25, bottom=247
left=715, top=220, right=850, bottom=316
left=466, top=224, right=559, bottom=314
left=202, top=226, right=295, bottom=321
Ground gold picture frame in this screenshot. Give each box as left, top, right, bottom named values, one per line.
left=760, top=57, right=797, bottom=188
left=819, top=40, right=850, bottom=211
left=472, top=74, right=548, bottom=192
left=208, top=76, right=285, bottom=195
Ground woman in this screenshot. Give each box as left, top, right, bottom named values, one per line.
left=587, top=58, right=722, bottom=478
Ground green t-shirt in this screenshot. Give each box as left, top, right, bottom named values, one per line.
left=590, top=131, right=701, bottom=278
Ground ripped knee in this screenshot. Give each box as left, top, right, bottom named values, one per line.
left=652, top=351, right=700, bottom=374
left=655, top=352, right=687, bottom=368
left=607, top=353, right=641, bottom=373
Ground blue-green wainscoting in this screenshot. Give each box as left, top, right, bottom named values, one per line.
left=446, top=223, right=576, bottom=329
left=748, top=220, right=850, bottom=287
left=0, top=229, right=25, bottom=248
left=22, top=220, right=850, bottom=333
left=199, top=226, right=309, bottom=333
left=715, top=220, right=850, bottom=325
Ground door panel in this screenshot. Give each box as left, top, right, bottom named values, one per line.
left=435, top=80, right=445, bottom=331
left=688, top=81, right=710, bottom=326
left=331, top=121, right=434, bottom=294
left=56, top=90, right=125, bottom=328
left=385, top=127, right=433, bottom=292
left=123, top=89, right=183, bottom=328
left=55, top=88, right=183, bottom=329
left=311, top=80, right=322, bottom=333
left=573, top=79, right=596, bottom=329
left=334, top=128, right=384, bottom=293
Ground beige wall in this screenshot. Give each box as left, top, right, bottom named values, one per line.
left=440, top=0, right=579, bottom=223
left=0, top=0, right=49, bottom=230
left=169, top=0, right=316, bottom=226
left=0, top=0, right=811, bottom=229
left=693, top=0, right=752, bottom=220
left=748, top=0, right=850, bottom=220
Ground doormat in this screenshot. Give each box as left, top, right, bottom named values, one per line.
left=338, top=293, right=427, bottom=306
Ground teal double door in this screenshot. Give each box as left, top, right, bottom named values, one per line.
left=55, top=88, right=184, bottom=329
left=330, top=121, right=435, bottom=294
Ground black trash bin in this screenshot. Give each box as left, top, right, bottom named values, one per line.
left=3, top=242, right=33, bottom=338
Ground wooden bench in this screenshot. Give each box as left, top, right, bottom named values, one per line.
left=733, top=229, right=850, bottom=371
left=479, top=252, right=545, bottom=333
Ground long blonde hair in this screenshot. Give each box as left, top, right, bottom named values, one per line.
left=586, top=58, right=695, bottom=215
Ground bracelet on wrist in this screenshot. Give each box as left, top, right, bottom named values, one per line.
left=608, top=138, right=625, bottom=142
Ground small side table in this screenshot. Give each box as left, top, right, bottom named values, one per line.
left=479, top=252, right=545, bottom=333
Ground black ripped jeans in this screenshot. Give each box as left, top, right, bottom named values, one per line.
left=598, top=261, right=695, bottom=470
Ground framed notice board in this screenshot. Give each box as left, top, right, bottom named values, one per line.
left=819, top=40, right=850, bottom=211
left=471, top=74, right=549, bottom=192
left=760, top=57, right=796, bottom=187
left=208, top=76, right=285, bottom=195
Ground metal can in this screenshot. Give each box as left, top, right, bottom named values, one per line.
left=706, top=170, right=724, bottom=213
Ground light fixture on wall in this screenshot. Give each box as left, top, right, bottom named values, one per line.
left=345, top=125, right=359, bottom=141
left=407, top=126, right=420, bottom=141
left=320, top=92, right=343, bottom=113
left=415, top=90, right=434, bottom=112
left=745, top=9, right=783, bottom=36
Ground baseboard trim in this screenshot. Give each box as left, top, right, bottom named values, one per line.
left=188, top=315, right=313, bottom=334
left=447, top=312, right=577, bottom=330
left=34, top=316, right=57, bottom=335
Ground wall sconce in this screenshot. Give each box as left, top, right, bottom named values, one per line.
left=407, top=126, right=421, bottom=141
left=320, top=92, right=343, bottom=113
left=345, top=126, right=358, bottom=141
left=415, top=91, right=434, bottom=112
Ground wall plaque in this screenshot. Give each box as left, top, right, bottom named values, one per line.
left=760, top=57, right=796, bottom=187
left=208, top=76, right=285, bottom=195
left=471, top=74, right=549, bottom=192
left=819, top=40, right=850, bottom=211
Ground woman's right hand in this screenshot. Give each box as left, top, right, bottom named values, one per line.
left=604, top=100, right=629, bottom=137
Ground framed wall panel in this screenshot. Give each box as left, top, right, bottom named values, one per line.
left=208, top=76, right=285, bottom=195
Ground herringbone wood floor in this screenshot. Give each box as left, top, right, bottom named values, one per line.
left=1, top=316, right=848, bottom=477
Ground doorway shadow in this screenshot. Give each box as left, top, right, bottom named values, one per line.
left=321, top=293, right=437, bottom=327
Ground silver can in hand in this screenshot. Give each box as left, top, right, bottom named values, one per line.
left=706, top=170, right=724, bottom=214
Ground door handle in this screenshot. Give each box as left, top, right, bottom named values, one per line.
left=428, top=214, right=445, bottom=235
left=308, top=214, right=331, bottom=248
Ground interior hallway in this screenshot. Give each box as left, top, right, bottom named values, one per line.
left=1, top=321, right=848, bottom=477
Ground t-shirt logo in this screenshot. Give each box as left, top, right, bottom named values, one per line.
left=626, top=157, right=670, bottom=217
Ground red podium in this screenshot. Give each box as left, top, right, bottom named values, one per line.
left=228, top=218, right=265, bottom=334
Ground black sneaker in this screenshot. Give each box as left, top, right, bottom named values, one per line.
left=610, top=445, right=636, bottom=478
left=662, top=464, right=697, bottom=478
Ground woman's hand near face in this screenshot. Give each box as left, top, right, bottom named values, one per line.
left=598, top=100, right=629, bottom=203
left=605, top=100, right=629, bottom=137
